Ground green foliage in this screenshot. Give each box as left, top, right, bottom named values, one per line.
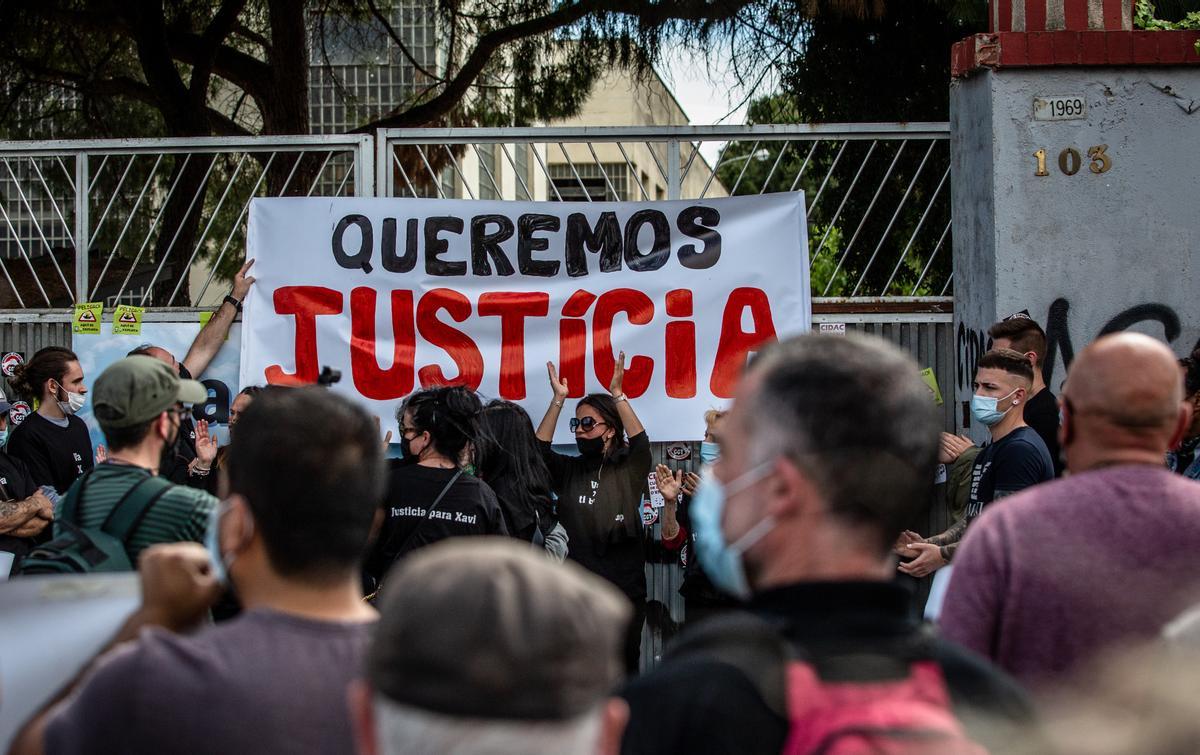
left=1135, top=0, right=1200, bottom=53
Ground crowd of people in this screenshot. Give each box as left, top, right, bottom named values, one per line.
left=4, top=288, right=1200, bottom=754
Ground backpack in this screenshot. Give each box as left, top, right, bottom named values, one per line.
left=17, top=471, right=173, bottom=575
left=667, top=612, right=989, bottom=755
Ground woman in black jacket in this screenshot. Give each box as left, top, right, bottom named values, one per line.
left=535, top=352, right=652, bottom=673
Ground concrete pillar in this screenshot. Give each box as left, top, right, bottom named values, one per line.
left=949, top=0, right=1200, bottom=434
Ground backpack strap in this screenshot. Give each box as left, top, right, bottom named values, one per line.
left=58, top=470, right=97, bottom=526
left=99, top=474, right=174, bottom=547
left=664, top=611, right=792, bottom=718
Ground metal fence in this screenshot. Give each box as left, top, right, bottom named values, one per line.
left=377, top=124, right=954, bottom=298
left=0, top=125, right=952, bottom=312
left=0, top=135, right=372, bottom=309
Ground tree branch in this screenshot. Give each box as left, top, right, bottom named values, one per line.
left=364, top=0, right=444, bottom=83
left=355, top=0, right=755, bottom=130
left=189, top=0, right=250, bottom=103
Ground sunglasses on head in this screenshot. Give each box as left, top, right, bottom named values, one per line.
left=569, top=417, right=606, bottom=433
left=1003, top=310, right=1032, bottom=322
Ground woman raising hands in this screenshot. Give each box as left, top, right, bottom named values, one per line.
left=535, top=352, right=653, bottom=674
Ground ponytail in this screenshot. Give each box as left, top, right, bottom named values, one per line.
left=9, top=346, right=78, bottom=401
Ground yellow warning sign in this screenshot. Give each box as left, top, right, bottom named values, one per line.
left=72, top=303, right=103, bottom=335
left=112, top=304, right=145, bottom=336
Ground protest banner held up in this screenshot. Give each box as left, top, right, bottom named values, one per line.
left=241, top=195, right=810, bottom=442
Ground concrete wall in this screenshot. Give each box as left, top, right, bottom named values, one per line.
left=951, top=65, right=1200, bottom=434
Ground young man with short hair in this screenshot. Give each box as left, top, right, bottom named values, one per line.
left=900, top=348, right=1054, bottom=578
left=988, top=312, right=1062, bottom=475
left=11, top=386, right=386, bottom=755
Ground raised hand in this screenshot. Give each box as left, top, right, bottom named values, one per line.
left=94, top=444, right=107, bottom=465
left=194, top=419, right=218, bottom=467
left=655, top=463, right=683, bottom=503
left=681, top=471, right=701, bottom=496
left=231, top=259, right=256, bottom=301
left=547, top=361, right=568, bottom=399
left=138, top=543, right=223, bottom=632
left=609, top=351, right=626, bottom=397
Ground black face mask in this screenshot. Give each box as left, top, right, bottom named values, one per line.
left=399, top=436, right=414, bottom=460
left=575, top=435, right=605, bottom=459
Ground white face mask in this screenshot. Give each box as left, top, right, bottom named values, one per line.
left=54, top=383, right=86, bottom=416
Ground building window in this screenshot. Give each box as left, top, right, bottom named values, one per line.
left=548, top=163, right=629, bottom=202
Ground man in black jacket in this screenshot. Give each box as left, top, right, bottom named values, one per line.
left=620, top=334, right=1035, bottom=754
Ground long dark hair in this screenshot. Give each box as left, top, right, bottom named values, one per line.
left=577, top=393, right=628, bottom=461
left=475, top=400, right=555, bottom=538
left=397, top=385, right=481, bottom=463
left=9, top=346, right=78, bottom=402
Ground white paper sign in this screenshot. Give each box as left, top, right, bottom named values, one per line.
left=0, top=575, right=140, bottom=750
left=242, top=196, right=810, bottom=442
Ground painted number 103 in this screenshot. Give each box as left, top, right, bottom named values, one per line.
left=1033, top=145, right=1112, bottom=177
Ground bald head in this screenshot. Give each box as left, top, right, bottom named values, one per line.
left=127, top=345, right=179, bottom=375
left=1060, top=334, right=1189, bottom=473
left=1066, top=333, right=1182, bottom=427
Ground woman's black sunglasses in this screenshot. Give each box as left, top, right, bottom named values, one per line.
left=569, top=417, right=606, bottom=433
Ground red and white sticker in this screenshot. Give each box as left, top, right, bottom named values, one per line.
left=1, top=352, right=23, bottom=377
left=641, top=497, right=659, bottom=526
left=9, top=401, right=31, bottom=425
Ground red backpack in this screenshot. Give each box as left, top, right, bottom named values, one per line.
left=665, top=613, right=989, bottom=755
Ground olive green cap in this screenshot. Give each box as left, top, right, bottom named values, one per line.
left=92, top=355, right=208, bottom=428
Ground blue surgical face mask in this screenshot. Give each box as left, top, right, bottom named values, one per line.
left=0, top=429, right=9, bottom=446
left=700, top=441, right=721, bottom=465
left=692, top=463, right=777, bottom=599
left=971, top=388, right=1019, bottom=427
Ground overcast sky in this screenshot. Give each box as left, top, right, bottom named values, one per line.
left=655, top=45, right=779, bottom=164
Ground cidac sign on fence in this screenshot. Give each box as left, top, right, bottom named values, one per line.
left=241, top=195, right=810, bottom=441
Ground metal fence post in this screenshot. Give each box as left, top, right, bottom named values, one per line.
left=666, top=138, right=681, bottom=200
left=354, top=135, right=375, bottom=197
left=73, top=151, right=88, bottom=304
left=374, top=131, right=390, bottom=198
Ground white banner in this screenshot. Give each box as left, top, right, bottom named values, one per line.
left=242, top=195, right=809, bottom=442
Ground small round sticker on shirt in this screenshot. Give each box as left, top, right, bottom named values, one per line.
left=9, top=401, right=30, bottom=425
left=641, top=498, right=658, bottom=526
left=680, top=542, right=689, bottom=567
left=1, top=352, right=23, bottom=377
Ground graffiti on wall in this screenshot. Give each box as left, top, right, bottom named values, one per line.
left=958, top=297, right=1196, bottom=395
left=1043, top=298, right=1194, bottom=383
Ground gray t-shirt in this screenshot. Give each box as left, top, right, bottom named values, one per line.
left=45, top=609, right=374, bottom=754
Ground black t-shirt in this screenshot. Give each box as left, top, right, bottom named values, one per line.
left=620, top=582, right=1036, bottom=755
left=539, top=431, right=653, bottom=600
left=0, top=451, right=44, bottom=563
left=364, top=465, right=507, bottom=584
left=965, top=425, right=1054, bottom=519
left=7, top=412, right=94, bottom=494
left=1023, top=387, right=1062, bottom=477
